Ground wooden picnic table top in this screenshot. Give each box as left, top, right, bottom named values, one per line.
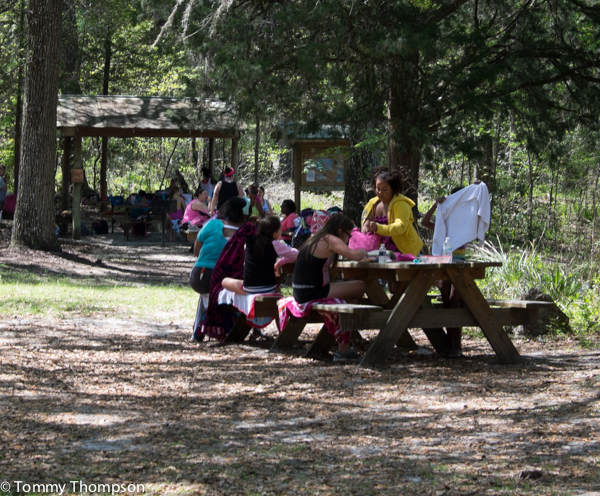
left=337, top=260, right=502, bottom=268
left=336, top=259, right=502, bottom=282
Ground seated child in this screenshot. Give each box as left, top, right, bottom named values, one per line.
left=222, top=216, right=298, bottom=295
left=280, top=199, right=299, bottom=244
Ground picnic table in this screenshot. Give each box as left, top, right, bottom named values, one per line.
left=101, top=199, right=177, bottom=246
left=220, top=258, right=549, bottom=366
left=335, top=259, right=541, bottom=366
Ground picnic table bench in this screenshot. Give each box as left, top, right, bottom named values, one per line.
left=220, top=293, right=384, bottom=355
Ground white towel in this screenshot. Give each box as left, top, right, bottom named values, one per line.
left=431, top=182, right=491, bottom=256
left=217, top=288, right=280, bottom=329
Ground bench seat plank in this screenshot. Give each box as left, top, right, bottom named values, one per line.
left=311, top=303, right=383, bottom=314
left=485, top=299, right=554, bottom=309
left=338, top=306, right=541, bottom=333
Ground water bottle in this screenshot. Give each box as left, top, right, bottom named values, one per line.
left=442, top=237, right=452, bottom=262
left=378, top=243, right=386, bottom=264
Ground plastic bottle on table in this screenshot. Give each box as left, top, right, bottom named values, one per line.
left=442, top=237, right=452, bottom=262
left=378, top=243, right=386, bottom=264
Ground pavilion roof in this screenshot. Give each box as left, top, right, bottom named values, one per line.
left=57, top=95, right=246, bottom=138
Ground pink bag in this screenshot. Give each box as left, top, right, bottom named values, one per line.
left=348, top=228, right=381, bottom=252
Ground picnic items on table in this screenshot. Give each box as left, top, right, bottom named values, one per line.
left=277, top=296, right=351, bottom=345
left=431, top=182, right=491, bottom=256
left=349, top=228, right=416, bottom=262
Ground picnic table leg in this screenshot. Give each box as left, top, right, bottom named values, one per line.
left=270, top=317, right=307, bottom=352
left=366, top=280, right=389, bottom=305
left=366, top=279, right=418, bottom=350
left=360, top=269, right=442, bottom=367
left=447, top=268, right=520, bottom=364
left=396, top=330, right=419, bottom=350
left=223, top=316, right=252, bottom=343
left=161, top=211, right=166, bottom=247
left=387, top=281, right=410, bottom=309
left=419, top=298, right=450, bottom=353
left=305, top=324, right=336, bottom=357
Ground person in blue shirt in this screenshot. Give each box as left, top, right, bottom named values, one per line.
left=189, top=197, right=247, bottom=340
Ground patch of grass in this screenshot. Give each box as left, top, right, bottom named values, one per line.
left=0, top=269, right=197, bottom=321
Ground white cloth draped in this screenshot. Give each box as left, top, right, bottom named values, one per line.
left=432, top=182, right=491, bottom=256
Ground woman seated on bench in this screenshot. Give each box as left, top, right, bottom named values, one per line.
left=189, top=197, right=247, bottom=340
left=292, top=214, right=368, bottom=362
left=182, top=186, right=210, bottom=229
left=222, top=216, right=298, bottom=295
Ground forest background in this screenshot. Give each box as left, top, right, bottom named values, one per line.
left=1, top=0, right=600, bottom=340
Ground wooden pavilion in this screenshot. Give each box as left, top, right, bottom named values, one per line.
left=56, top=95, right=246, bottom=239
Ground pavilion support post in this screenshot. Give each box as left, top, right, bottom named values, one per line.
left=62, top=136, right=71, bottom=211
left=232, top=136, right=239, bottom=171
left=209, top=138, right=215, bottom=178
left=72, top=136, right=82, bottom=240
left=100, top=137, right=108, bottom=199
left=294, top=144, right=301, bottom=209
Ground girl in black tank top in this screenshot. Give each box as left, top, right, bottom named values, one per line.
left=222, top=217, right=283, bottom=295
left=291, top=214, right=369, bottom=361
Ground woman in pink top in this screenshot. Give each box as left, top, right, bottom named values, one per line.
left=182, top=187, right=210, bottom=228
left=279, top=199, right=298, bottom=244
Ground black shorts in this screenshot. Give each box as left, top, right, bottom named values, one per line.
left=190, top=266, right=213, bottom=294
left=293, top=284, right=330, bottom=304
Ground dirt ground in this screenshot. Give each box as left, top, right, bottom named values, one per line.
left=1, top=220, right=599, bottom=495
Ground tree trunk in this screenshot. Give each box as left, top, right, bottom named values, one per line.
left=527, top=151, right=534, bottom=241
left=11, top=0, right=63, bottom=251
left=100, top=35, right=111, bottom=199
left=13, top=0, right=26, bottom=193
left=344, top=124, right=379, bottom=226
left=344, top=144, right=365, bottom=226
left=387, top=63, right=423, bottom=207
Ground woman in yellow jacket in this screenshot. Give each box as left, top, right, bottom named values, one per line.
left=361, top=167, right=423, bottom=257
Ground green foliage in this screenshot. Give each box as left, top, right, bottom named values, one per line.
left=474, top=240, right=600, bottom=338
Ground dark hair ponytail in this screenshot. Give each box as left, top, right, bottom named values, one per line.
left=218, top=197, right=246, bottom=223
left=299, top=214, right=354, bottom=271
left=252, top=216, right=281, bottom=256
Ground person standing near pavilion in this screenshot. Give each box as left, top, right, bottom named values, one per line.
left=210, top=166, right=244, bottom=215
left=200, top=167, right=216, bottom=200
